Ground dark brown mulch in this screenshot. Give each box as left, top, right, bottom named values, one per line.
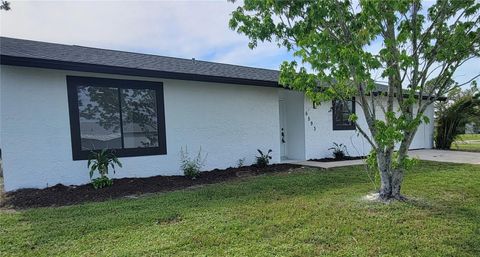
left=308, top=156, right=365, bottom=162
left=1, top=164, right=300, bottom=209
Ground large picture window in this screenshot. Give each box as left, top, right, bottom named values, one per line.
left=67, top=76, right=166, bottom=160
left=332, top=98, right=356, bottom=130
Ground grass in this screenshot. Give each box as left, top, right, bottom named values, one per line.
left=452, top=134, right=480, bottom=152
left=1, top=161, right=479, bottom=256
left=457, top=134, right=480, bottom=141
left=452, top=143, right=480, bottom=152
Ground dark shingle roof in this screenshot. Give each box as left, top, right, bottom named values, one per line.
left=0, top=37, right=446, bottom=100
left=0, top=37, right=280, bottom=87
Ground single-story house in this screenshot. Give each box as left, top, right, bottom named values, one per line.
left=0, top=37, right=435, bottom=191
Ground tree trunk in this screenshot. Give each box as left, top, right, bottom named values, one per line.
left=391, top=169, right=404, bottom=199
left=377, top=150, right=406, bottom=201
left=378, top=152, right=392, bottom=199
left=377, top=129, right=414, bottom=201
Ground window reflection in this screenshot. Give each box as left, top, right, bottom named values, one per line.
left=77, top=86, right=122, bottom=150
left=121, top=88, right=159, bottom=148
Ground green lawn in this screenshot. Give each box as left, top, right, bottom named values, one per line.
left=457, top=134, right=480, bottom=141
left=452, top=143, right=480, bottom=152
left=1, top=161, right=479, bottom=256
left=453, top=134, right=480, bottom=152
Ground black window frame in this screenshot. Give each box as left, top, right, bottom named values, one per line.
left=332, top=98, right=356, bottom=130
left=67, top=76, right=167, bottom=160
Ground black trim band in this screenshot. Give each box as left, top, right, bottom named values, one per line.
left=1, top=55, right=280, bottom=88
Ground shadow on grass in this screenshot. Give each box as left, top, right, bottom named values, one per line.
left=3, top=161, right=479, bottom=256
left=11, top=167, right=371, bottom=247
left=404, top=198, right=480, bottom=255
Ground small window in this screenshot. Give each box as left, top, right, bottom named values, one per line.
left=332, top=98, right=356, bottom=130
left=67, top=76, right=166, bottom=160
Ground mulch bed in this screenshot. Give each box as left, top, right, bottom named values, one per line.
left=1, top=164, right=300, bottom=209
left=308, top=156, right=365, bottom=162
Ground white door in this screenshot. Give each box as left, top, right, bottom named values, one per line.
left=279, top=99, right=287, bottom=160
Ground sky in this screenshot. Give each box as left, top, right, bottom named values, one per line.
left=0, top=0, right=478, bottom=87
left=0, top=0, right=294, bottom=70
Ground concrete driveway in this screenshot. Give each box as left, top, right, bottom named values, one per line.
left=293, top=149, right=480, bottom=169
left=409, top=149, right=480, bottom=165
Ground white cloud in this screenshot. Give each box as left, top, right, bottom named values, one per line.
left=1, top=0, right=478, bottom=87
left=0, top=0, right=288, bottom=70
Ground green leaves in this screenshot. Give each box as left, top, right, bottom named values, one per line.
left=349, top=113, right=359, bottom=123
left=87, top=150, right=122, bottom=188
left=230, top=0, right=380, bottom=99
left=230, top=0, right=479, bottom=193
left=435, top=87, right=480, bottom=149
left=179, top=146, right=207, bottom=179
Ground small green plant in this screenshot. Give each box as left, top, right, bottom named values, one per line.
left=256, top=149, right=272, bottom=168
left=237, top=158, right=246, bottom=168
left=87, top=149, right=122, bottom=189
left=91, top=176, right=113, bottom=189
left=328, top=143, right=347, bottom=160
left=180, top=146, right=207, bottom=179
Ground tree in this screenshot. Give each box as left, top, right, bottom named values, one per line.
left=435, top=86, right=480, bottom=149
left=229, top=0, right=480, bottom=201
left=0, top=1, right=10, bottom=11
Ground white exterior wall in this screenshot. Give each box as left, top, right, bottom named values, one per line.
left=0, top=65, right=436, bottom=191
left=304, top=98, right=434, bottom=160
left=410, top=104, right=435, bottom=149
left=304, top=100, right=370, bottom=159
left=1, top=66, right=280, bottom=191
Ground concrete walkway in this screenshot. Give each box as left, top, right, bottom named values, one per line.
left=293, top=159, right=365, bottom=169
left=408, top=149, right=480, bottom=165
left=290, top=149, right=480, bottom=169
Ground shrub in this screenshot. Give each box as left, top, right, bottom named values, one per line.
left=256, top=149, right=272, bottom=168
left=91, top=176, right=113, bottom=189
left=237, top=158, right=246, bottom=168
left=435, top=89, right=480, bottom=149
left=180, top=146, right=207, bottom=179
left=87, top=149, right=122, bottom=189
left=328, top=143, right=347, bottom=160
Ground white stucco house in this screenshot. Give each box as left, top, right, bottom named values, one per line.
left=0, top=37, right=435, bottom=191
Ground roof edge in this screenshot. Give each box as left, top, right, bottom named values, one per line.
left=0, top=55, right=280, bottom=88
left=0, top=54, right=446, bottom=101
left=368, top=90, right=447, bottom=101
left=0, top=36, right=280, bottom=73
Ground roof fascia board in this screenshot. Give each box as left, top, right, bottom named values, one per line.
left=0, top=55, right=280, bottom=88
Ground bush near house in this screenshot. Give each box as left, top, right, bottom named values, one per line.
left=255, top=149, right=272, bottom=167
left=435, top=88, right=480, bottom=150
left=87, top=150, right=122, bottom=189
left=328, top=142, right=348, bottom=160
left=180, top=146, right=207, bottom=179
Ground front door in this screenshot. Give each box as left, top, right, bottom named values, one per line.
left=279, top=99, right=287, bottom=160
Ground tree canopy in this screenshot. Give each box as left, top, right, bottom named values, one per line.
left=0, top=1, right=10, bottom=11
left=230, top=0, right=480, bottom=200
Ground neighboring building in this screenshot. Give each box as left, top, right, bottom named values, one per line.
left=465, top=122, right=479, bottom=134
left=0, top=37, right=435, bottom=191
